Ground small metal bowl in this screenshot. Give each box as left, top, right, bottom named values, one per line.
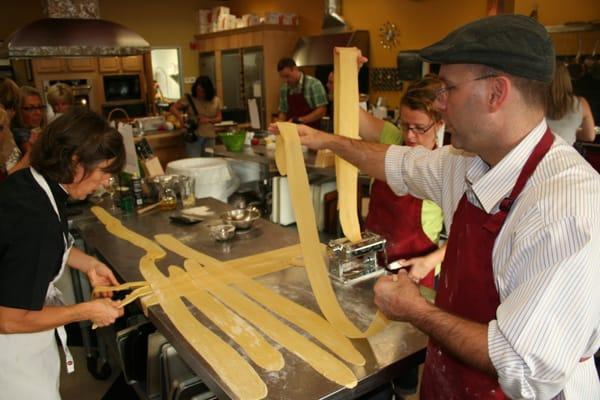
left=221, top=207, right=260, bottom=230
left=209, top=224, right=236, bottom=241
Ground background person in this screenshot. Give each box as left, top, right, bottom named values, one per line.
left=12, top=85, right=46, bottom=154
left=546, top=61, right=596, bottom=144
left=0, top=78, right=30, bottom=177
left=46, top=82, right=74, bottom=122
left=170, top=75, right=222, bottom=157
left=295, top=15, right=600, bottom=399
left=363, top=76, right=447, bottom=288
left=0, top=108, right=125, bottom=399
left=277, top=57, right=328, bottom=129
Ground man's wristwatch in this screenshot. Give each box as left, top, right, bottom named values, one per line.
left=292, top=117, right=301, bottom=124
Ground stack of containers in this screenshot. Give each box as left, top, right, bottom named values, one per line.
left=197, top=7, right=297, bottom=34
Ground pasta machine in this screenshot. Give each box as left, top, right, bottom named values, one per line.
left=327, top=232, right=387, bottom=284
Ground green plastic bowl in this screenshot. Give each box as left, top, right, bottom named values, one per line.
left=219, top=131, right=246, bottom=152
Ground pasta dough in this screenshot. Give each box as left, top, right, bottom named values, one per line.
left=275, top=123, right=388, bottom=338
left=155, top=233, right=365, bottom=367
left=334, top=47, right=362, bottom=243
left=91, top=207, right=269, bottom=400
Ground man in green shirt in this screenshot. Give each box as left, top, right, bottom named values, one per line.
left=277, top=58, right=328, bottom=129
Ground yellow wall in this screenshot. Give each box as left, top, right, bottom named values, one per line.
left=230, top=0, right=599, bottom=107
left=2, top=0, right=599, bottom=108
left=98, top=0, right=206, bottom=95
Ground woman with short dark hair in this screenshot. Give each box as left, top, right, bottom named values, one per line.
left=0, top=108, right=125, bottom=399
left=170, top=75, right=222, bottom=156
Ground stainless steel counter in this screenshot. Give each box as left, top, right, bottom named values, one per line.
left=214, top=144, right=337, bottom=179
left=73, top=197, right=427, bottom=399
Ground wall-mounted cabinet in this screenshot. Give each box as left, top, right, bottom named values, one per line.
left=193, top=25, right=298, bottom=127
left=99, top=55, right=143, bottom=73
left=32, top=57, right=97, bottom=74
left=121, top=55, right=143, bottom=72
left=30, top=55, right=148, bottom=118
left=99, top=57, right=120, bottom=73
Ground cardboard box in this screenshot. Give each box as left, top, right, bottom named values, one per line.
left=224, top=14, right=237, bottom=30
left=283, top=13, right=299, bottom=26
left=212, top=6, right=229, bottom=19
left=197, top=9, right=212, bottom=25
left=242, top=14, right=260, bottom=27
left=197, top=24, right=210, bottom=35
left=235, top=17, right=246, bottom=29
left=265, top=12, right=284, bottom=25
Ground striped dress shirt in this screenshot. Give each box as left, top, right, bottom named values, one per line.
left=384, top=120, right=600, bottom=399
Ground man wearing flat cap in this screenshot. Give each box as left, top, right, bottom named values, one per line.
left=293, top=14, right=600, bottom=399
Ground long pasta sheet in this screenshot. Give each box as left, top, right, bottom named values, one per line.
left=334, top=47, right=362, bottom=243
left=90, top=207, right=268, bottom=400
left=154, top=233, right=365, bottom=367
left=275, top=123, right=388, bottom=338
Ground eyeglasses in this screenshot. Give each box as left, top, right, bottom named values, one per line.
left=21, top=105, right=46, bottom=112
left=435, top=74, right=498, bottom=101
left=399, top=120, right=436, bottom=135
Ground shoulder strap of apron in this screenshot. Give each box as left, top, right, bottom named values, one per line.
left=29, top=167, right=76, bottom=374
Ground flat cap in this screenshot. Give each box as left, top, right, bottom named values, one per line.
left=420, top=14, right=555, bottom=83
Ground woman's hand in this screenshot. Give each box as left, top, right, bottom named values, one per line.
left=28, top=127, right=42, bottom=146
left=395, top=256, right=435, bottom=284
left=85, top=298, right=123, bottom=328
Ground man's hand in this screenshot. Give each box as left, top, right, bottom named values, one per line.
left=86, top=260, right=119, bottom=298
left=333, top=47, right=368, bottom=69
left=268, top=123, right=332, bottom=151
left=296, top=124, right=331, bottom=150
left=374, top=270, right=429, bottom=321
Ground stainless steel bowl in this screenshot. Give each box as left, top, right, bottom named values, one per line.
left=209, top=224, right=236, bottom=241
left=220, top=207, right=261, bottom=230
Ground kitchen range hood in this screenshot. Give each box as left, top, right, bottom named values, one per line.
left=292, top=0, right=369, bottom=66
left=4, top=0, right=149, bottom=58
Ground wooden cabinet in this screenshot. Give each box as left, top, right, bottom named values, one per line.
left=33, top=57, right=96, bottom=73
left=99, top=55, right=143, bottom=73
left=98, top=57, right=121, bottom=73
left=30, top=55, right=149, bottom=117
left=121, top=56, right=143, bottom=72
left=193, top=25, right=298, bottom=125
left=33, top=58, right=65, bottom=73
left=66, top=58, right=96, bottom=72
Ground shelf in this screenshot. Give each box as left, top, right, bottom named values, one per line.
left=546, top=23, right=600, bottom=34
left=194, top=24, right=297, bottom=40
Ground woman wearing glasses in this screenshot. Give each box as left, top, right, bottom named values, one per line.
left=361, top=76, right=447, bottom=289
left=12, top=86, right=47, bottom=154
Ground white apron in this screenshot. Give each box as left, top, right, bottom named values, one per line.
left=0, top=168, right=74, bottom=400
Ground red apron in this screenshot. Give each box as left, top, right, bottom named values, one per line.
left=287, top=76, right=322, bottom=129
left=420, top=128, right=554, bottom=399
left=365, top=180, right=437, bottom=288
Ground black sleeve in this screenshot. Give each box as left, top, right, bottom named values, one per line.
left=0, top=187, right=64, bottom=310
